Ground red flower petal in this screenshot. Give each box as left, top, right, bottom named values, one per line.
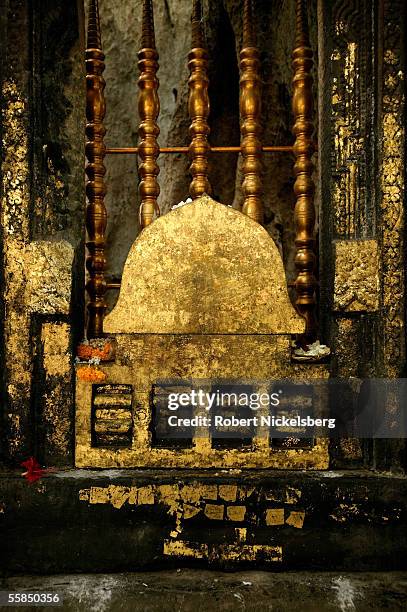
left=21, top=457, right=45, bottom=484
left=21, top=456, right=41, bottom=471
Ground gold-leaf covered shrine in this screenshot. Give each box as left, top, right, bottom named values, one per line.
left=104, top=195, right=304, bottom=335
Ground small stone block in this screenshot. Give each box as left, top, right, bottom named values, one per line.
left=204, top=503, right=224, bottom=520
left=266, top=508, right=285, bottom=526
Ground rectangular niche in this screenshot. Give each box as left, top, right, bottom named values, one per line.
left=91, top=384, right=133, bottom=447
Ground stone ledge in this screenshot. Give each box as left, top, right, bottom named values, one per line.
left=1, top=469, right=406, bottom=572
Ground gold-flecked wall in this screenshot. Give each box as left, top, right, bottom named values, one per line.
left=319, top=0, right=406, bottom=468
left=323, top=0, right=405, bottom=374
left=380, top=3, right=405, bottom=379
left=0, top=0, right=85, bottom=465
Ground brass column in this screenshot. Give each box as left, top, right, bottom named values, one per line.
left=292, top=0, right=317, bottom=338
left=188, top=0, right=211, bottom=198
left=240, top=0, right=264, bottom=224
left=85, top=0, right=107, bottom=338
left=138, top=0, right=161, bottom=229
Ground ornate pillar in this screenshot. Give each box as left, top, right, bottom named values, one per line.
left=85, top=0, right=107, bottom=338
left=188, top=0, right=211, bottom=198
left=239, top=0, right=264, bottom=224
left=138, top=0, right=161, bottom=229
left=292, top=0, right=317, bottom=338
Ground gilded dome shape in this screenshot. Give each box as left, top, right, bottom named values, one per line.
left=104, top=195, right=304, bottom=335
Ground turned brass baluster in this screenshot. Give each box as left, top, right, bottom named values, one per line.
left=292, top=0, right=317, bottom=339
left=85, top=0, right=107, bottom=338
left=138, top=0, right=160, bottom=229
left=188, top=0, right=211, bottom=198
left=240, top=0, right=264, bottom=224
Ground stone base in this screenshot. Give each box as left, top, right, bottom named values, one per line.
left=1, top=469, right=406, bottom=573
left=75, top=334, right=330, bottom=469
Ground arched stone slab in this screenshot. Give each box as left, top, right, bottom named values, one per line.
left=104, top=195, right=304, bottom=334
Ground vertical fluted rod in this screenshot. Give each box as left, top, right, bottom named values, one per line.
left=85, top=0, right=107, bottom=338
left=138, top=0, right=160, bottom=229
left=188, top=0, right=212, bottom=198
left=292, top=0, right=317, bottom=338
left=240, top=0, right=264, bottom=224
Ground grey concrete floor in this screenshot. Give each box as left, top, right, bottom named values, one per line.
left=2, top=571, right=407, bottom=612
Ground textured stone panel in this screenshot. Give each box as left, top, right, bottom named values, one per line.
left=104, top=196, right=304, bottom=334
left=41, top=322, right=73, bottom=463
left=26, top=240, right=74, bottom=314
left=333, top=239, right=379, bottom=312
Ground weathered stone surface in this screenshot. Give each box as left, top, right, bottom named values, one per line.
left=40, top=322, right=73, bottom=464
left=2, top=238, right=74, bottom=463
left=0, top=1, right=83, bottom=463
left=26, top=240, right=74, bottom=314
left=333, top=239, right=379, bottom=312
left=1, top=470, right=407, bottom=572
left=5, top=571, right=407, bottom=611
left=104, top=196, right=304, bottom=334
left=1, top=10, right=36, bottom=458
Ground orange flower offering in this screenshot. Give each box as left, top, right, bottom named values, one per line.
left=76, top=366, right=107, bottom=382
left=77, top=341, right=113, bottom=361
